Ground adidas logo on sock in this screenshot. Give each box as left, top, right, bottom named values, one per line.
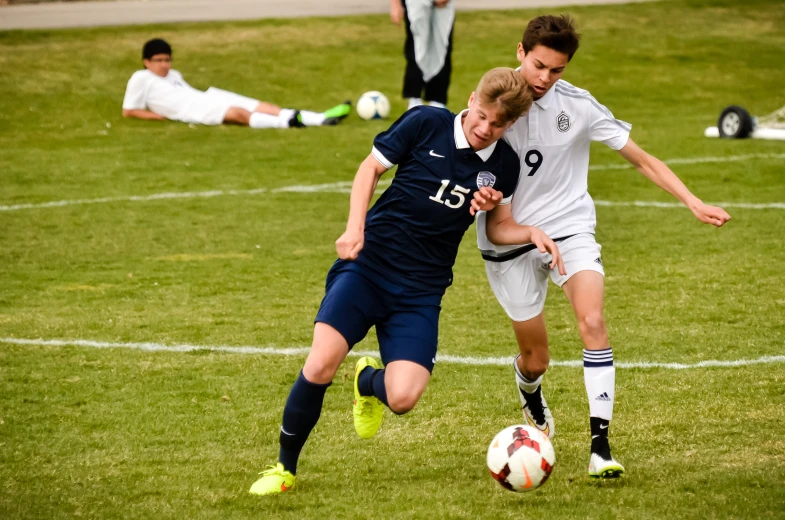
left=595, top=392, right=611, bottom=401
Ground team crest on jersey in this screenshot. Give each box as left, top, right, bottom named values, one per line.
left=557, top=111, right=571, bottom=132
left=476, top=171, right=496, bottom=189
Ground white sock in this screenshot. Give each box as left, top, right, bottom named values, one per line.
left=407, top=98, right=423, bottom=110
left=249, top=112, right=283, bottom=129
left=299, top=110, right=325, bottom=126
left=429, top=101, right=446, bottom=109
left=584, top=348, right=615, bottom=420
left=513, top=354, right=542, bottom=394
left=277, top=108, right=296, bottom=128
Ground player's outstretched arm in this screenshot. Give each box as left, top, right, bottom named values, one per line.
left=618, top=139, right=731, bottom=227
left=122, top=109, right=167, bottom=121
left=485, top=204, right=566, bottom=275
left=335, top=154, right=389, bottom=261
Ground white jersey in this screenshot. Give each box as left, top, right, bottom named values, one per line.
left=122, top=69, right=207, bottom=122
left=477, top=79, right=631, bottom=258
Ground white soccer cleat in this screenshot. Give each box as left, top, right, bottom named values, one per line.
left=517, top=384, right=555, bottom=439
left=588, top=450, right=625, bottom=479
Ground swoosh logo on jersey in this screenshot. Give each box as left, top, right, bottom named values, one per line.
left=280, top=427, right=295, bottom=436
left=429, top=150, right=445, bottom=158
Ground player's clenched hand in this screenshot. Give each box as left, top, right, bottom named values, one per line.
left=336, top=229, right=364, bottom=260
left=690, top=201, right=731, bottom=228
left=530, top=227, right=566, bottom=276
left=470, top=187, right=503, bottom=216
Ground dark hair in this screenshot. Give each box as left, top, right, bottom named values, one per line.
left=142, top=38, right=172, bottom=60
left=522, top=15, right=581, bottom=61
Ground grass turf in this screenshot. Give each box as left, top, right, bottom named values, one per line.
left=1, top=0, right=784, bottom=518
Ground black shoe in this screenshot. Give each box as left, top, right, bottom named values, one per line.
left=517, top=384, right=554, bottom=438
left=288, top=110, right=306, bottom=128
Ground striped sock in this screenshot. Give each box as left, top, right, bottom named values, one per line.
left=583, top=348, right=615, bottom=421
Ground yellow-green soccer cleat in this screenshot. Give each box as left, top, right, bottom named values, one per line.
left=248, top=463, right=296, bottom=496
left=353, top=356, right=384, bottom=439
left=322, top=100, right=352, bottom=125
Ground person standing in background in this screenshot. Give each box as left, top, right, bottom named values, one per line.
left=390, top=0, right=454, bottom=110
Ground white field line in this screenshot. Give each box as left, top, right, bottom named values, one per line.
left=2, top=337, right=784, bottom=371
left=593, top=200, right=785, bottom=209
left=1, top=153, right=784, bottom=212
left=0, top=188, right=269, bottom=211
left=589, top=152, right=785, bottom=170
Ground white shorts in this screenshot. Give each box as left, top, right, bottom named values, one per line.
left=484, top=233, right=604, bottom=322
left=204, top=87, right=260, bottom=112
left=177, top=87, right=260, bottom=126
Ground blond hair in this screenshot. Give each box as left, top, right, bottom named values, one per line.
left=475, top=67, right=532, bottom=124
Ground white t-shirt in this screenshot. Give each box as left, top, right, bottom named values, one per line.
left=477, top=79, right=631, bottom=256
left=122, top=69, right=205, bottom=121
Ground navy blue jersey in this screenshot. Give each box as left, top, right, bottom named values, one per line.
left=351, top=106, right=520, bottom=294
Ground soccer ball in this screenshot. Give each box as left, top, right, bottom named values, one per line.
left=487, top=425, right=555, bottom=492
left=356, top=91, right=391, bottom=120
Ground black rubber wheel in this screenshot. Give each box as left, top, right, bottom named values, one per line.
left=718, top=105, right=754, bottom=138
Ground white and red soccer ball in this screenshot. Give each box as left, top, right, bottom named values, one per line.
left=487, top=425, right=555, bottom=492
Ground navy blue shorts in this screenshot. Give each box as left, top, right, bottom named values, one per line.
left=314, top=260, right=442, bottom=373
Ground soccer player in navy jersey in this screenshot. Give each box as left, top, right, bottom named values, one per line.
left=249, top=67, right=566, bottom=496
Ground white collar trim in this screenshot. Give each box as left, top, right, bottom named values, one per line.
left=454, top=110, right=496, bottom=162
left=534, top=82, right=556, bottom=110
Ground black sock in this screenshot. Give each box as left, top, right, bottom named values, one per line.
left=357, top=367, right=389, bottom=407
left=590, top=416, right=612, bottom=458
left=278, top=371, right=330, bottom=475
left=590, top=416, right=610, bottom=438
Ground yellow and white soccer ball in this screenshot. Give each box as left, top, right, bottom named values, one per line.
left=487, top=425, right=556, bottom=492
left=356, top=91, right=391, bottom=120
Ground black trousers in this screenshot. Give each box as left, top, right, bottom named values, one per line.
left=402, top=1, right=453, bottom=104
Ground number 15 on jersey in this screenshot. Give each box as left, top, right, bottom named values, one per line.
left=429, top=180, right=471, bottom=209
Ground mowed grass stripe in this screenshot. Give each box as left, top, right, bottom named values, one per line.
left=3, top=336, right=784, bottom=370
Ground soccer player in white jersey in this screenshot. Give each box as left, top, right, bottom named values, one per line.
left=122, top=39, right=351, bottom=129
left=476, top=15, right=731, bottom=479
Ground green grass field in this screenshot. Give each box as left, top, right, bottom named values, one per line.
left=1, top=0, right=784, bottom=518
